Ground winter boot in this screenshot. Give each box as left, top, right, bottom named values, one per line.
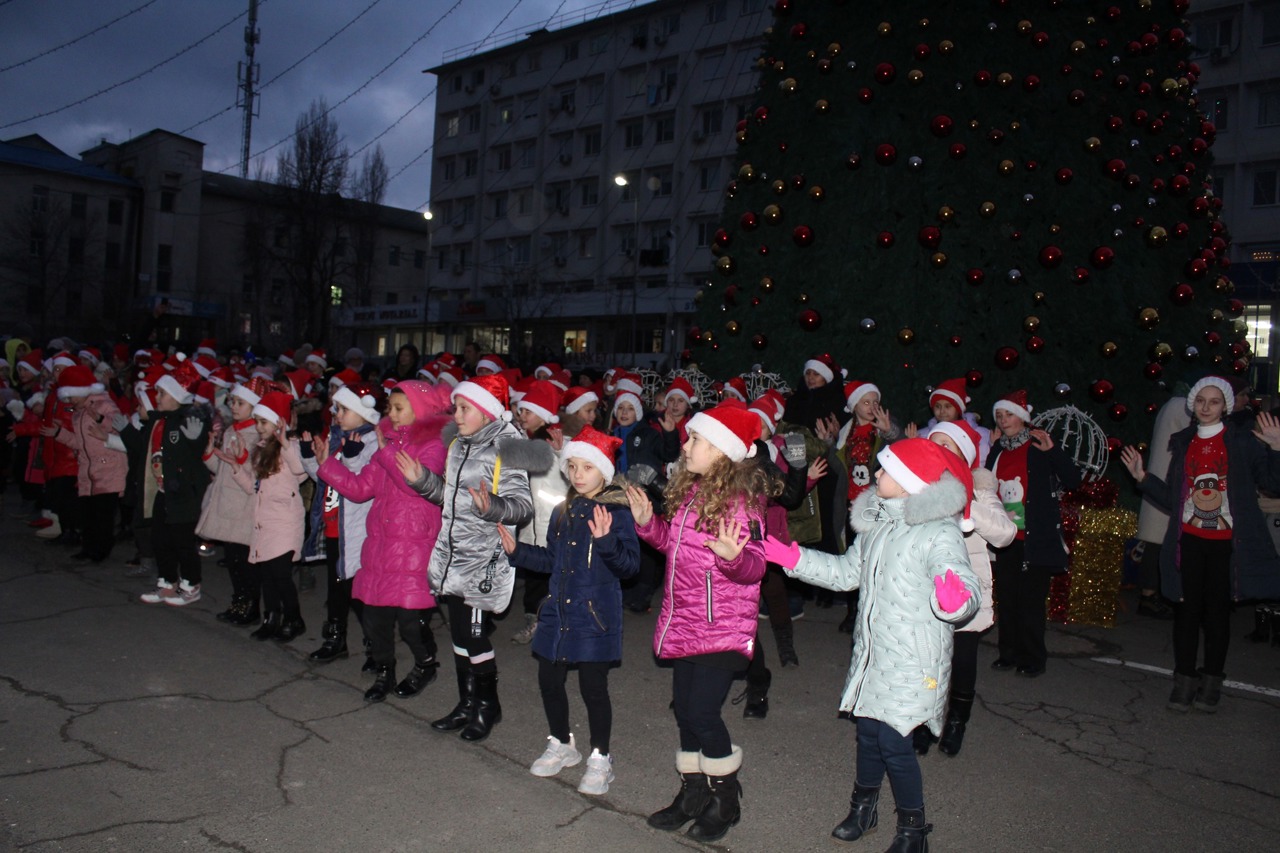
left=394, top=657, right=440, bottom=698
left=647, top=751, right=710, bottom=831
left=363, top=664, right=396, bottom=703
left=215, top=596, right=244, bottom=623
left=885, top=807, right=932, bottom=853
left=274, top=615, right=307, bottom=643
left=460, top=671, right=502, bottom=741
left=309, top=619, right=349, bottom=663
left=773, top=624, right=799, bottom=667
left=1245, top=604, right=1273, bottom=642
left=1168, top=672, right=1197, bottom=712
left=1193, top=671, right=1224, bottom=713
left=686, top=748, right=743, bottom=843
left=743, top=669, right=771, bottom=720
left=831, top=783, right=880, bottom=842
left=250, top=612, right=282, bottom=641
left=431, top=666, right=476, bottom=732
left=912, top=725, right=935, bottom=756
left=361, top=636, right=377, bottom=673
left=511, top=612, right=538, bottom=644
left=938, top=691, right=975, bottom=757
left=229, top=597, right=260, bottom=626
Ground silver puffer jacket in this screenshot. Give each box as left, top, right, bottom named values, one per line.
left=789, top=475, right=979, bottom=737
left=410, top=418, right=537, bottom=612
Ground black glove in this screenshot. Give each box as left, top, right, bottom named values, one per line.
left=783, top=432, right=807, bottom=466
left=342, top=438, right=365, bottom=458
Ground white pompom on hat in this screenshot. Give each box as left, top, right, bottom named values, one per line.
left=332, top=384, right=382, bottom=425
left=992, top=389, right=1033, bottom=425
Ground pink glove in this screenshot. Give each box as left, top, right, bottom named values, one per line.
left=762, top=535, right=801, bottom=570
left=933, top=569, right=972, bottom=613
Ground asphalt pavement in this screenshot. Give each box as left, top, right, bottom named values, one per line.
left=1, top=500, right=1278, bottom=852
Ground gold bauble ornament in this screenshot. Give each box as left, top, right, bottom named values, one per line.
left=1070, top=39, right=1087, bottom=55
left=1023, top=315, right=1041, bottom=333
left=1017, top=20, right=1033, bottom=35
left=1033, top=291, right=1047, bottom=305
left=998, top=159, right=1015, bottom=175
left=1146, top=226, right=1168, bottom=247
left=806, top=50, right=817, bottom=60
left=937, top=205, right=955, bottom=223
left=701, top=330, right=714, bottom=343
left=1208, top=308, right=1225, bottom=324
left=1231, top=318, right=1249, bottom=338
left=815, top=98, right=830, bottom=113
left=877, top=21, right=892, bottom=36
left=1212, top=276, right=1233, bottom=294
left=1010, top=121, right=1021, bottom=131
left=779, top=77, right=798, bottom=93
left=979, top=201, right=997, bottom=218
left=798, top=292, right=809, bottom=303
left=969, top=119, right=981, bottom=130
left=907, top=69, right=925, bottom=84
left=938, top=39, right=953, bottom=55
left=736, top=130, right=748, bottom=144
left=1161, top=78, right=1179, bottom=96
left=1152, top=342, right=1173, bottom=363
left=918, top=18, right=929, bottom=29
left=1049, top=224, right=1061, bottom=234
left=898, top=327, right=916, bottom=346
left=772, top=179, right=787, bottom=195
left=930, top=252, right=948, bottom=268
left=1084, top=136, right=1102, bottom=152
left=1137, top=307, right=1160, bottom=330
left=1139, top=0, right=1152, bottom=9
left=1101, top=341, right=1119, bottom=358
left=808, top=185, right=825, bottom=201
left=996, top=72, right=1014, bottom=87
left=716, top=256, right=735, bottom=275
left=772, top=60, right=785, bottom=72
left=827, top=42, right=842, bottom=57
left=726, top=320, right=741, bottom=335
left=760, top=276, right=775, bottom=293
left=763, top=204, right=782, bottom=224
left=738, top=164, right=756, bottom=180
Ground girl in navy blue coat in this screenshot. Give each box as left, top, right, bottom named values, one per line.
left=498, top=425, right=640, bottom=796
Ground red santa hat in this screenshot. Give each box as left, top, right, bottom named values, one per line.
left=252, top=390, right=293, bottom=427
left=250, top=364, right=275, bottom=381
left=196, top=338, right=218, bottom=359
left=208, top=366, right=235, bottom=389
left=721, top=376, right=748, bottom=403
left=381, top=377, right=399, bottom=394
left=437, top=365, right=464, bottom=388
left=56, top=365, right=104, bottom=400
left=614, top=372, right=644, bottom=398
left=276, top=349, right=295, bottom=368
left=928, top=420, right=982, bottom=469
left=329, top=368, right=362, bottom=389
left=560, top=424, right=622, bottom=483
left=549, top=369, right=572, bottom=393
left=78, top=347, right=101, bottom=366
left=305, top=349, right=328, bottom=370
left=612, top=391, right=644, bottom=421
left=1186, top=376, right=1235, bottom=414
left=51, top=351, right=77, bottom=369
left=876, top=437, right=975, bottom=531
left=17, top=351, right=43, bottom=377
left=193, top=381, right=216, bottom=405
left=518, top=380, right=562, bottom=425
left=663, top=377, right=698, bottom=407
left=603, top=366, right=626, bottom=394
left=534, top=362, right=561, bottom=380
left=510, top=375, right=538, bottom=403
left=748, top=392, right=787, bottom=434
left=499, top=367, right=524, bottom=388
left=112, top=344, right=130, bottom=364
left=804, top=353, right=844, bottom=384
left=332, top=382, right=382, bottom=425
left=843, top=381, right=881, bottom=413
left=229, top=382, right=262, bottom=408
left=929, top=378, right=970, bottom=414
left=992, top=389, right=1033, bottom=425
left=155, top=357, right=200, bottom=405
left=435, top=352, right=458, bottom=367
left=563, top=386, right=599, bottom=415
left=475, top=354, right=506, bottom=375
left=687, top=403, right=762, bottom=462
left=192, top=355, right=220, bottom=379
left=282, top=368, right=314, bottom=400
left=452, top=373, right=511, bottom=422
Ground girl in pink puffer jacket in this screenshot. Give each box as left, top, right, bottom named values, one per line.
left=625, top=403, right=778, bottom=845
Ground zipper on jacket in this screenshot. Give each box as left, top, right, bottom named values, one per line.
left=439, top=441, right=473, bottom=591
left=587, top=600, right=607, bottom=632
left=704, top=571, right=713, bottom=623
left=655, top=502, right=694, bottom=655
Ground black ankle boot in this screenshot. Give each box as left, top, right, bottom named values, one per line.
left=309, top=619, right=348, bottom=662
left=912, top=724, right=935, bottom=756
left=274, top=616, right=306, bottom=643
left=460, top=671, right=501, bottom=741
left=647, top=758, right=709, bottom=831
left=361, top=637, right=377, bottom=673
left=938, top=692, right=975, bottom=756
left=216, top=597, right=243, bottom=623
left=743, top=670, right=771, bottom=720
left=251, top=612, right=282, bottom=641
left=885, top=807, right=931, bottom=852
left=431, top=669, right=475, bottom=731
left=687, top=770, right=741, bottom=843
left=229, top=599, right=260, bottom=626
left=773, top=624, right=799, bottom=667
left=831, top=783, right=879, bottom=842
left=364, top=665, right=395, bottom=702
left=394, top=657, right=439, bottom=697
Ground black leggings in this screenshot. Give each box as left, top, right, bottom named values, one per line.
left=256, top=552, right=300, bottom=620
left=324, top=536, right=364, bottom=627
left=362, top=605, right=437, bottom=668
left=1173, top=534, right=1232, bottom=677
left=950, top=631, right=980, bottom=696
left=224, top=542, right=258, bottom=607
left=671, top=658, right=738, bottom=759
left=443, top=595, right=496, bottom=675
left=79, top=493, right=118, bottom=560
left=991, top=539, right=1052, bottom=670
left=537, top=655, right=613, bottom=753
left=152, top=493, right=199, bottom=585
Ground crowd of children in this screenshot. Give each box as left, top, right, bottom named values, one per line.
left=14, top=332, right=1276, bottom=848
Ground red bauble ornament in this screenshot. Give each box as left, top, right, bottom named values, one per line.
left=1038, top=246, right=1064, bottom=268
left=1026, top=336, right=1045, bottom=354
left=1105, top=158, right=1127, bottom=179
left=930, top=115, right=954, bottom=137
left=877, top=231, right=895, bottom=249
left=1108, top=403, right=1128, bottom=422
left=1089, top=379, right=1115, bottom=402
left=846, top=153, right=863, bottom=169
left=1170, top=283, right=1194, bottom=305
left=858, top=87, right=874, bottom=104
left=1185, top=257, right=1208, bottom=279
left=723, top=284, right=739, bottom=306
left=792, top=225, right=815, bottom=247
left=874, top=62, right=896, bottom=84
left=1073, top=267, right=1091, bottom=285
left=974, top=69, right=992, bottom=86
left=949, top=143, right=967, bottom=159
left=740, top=211, right=759, bottom=230
left=1204, top=330, right=1222, bottom=347
left=789, top=23, right=807, bottom=40
left=995, top=347, right=1020, bottom=369
left=753, top=106, right=769, bottom=123
left=1090, top=247, right=1115, bottom=269
left=1107, top=436, right=1124, bottom=453
left=751, top=334, right=768, bottom=350
left=917, top=226, right=942, bottom=249
left=966, top=268, right=985, bottom=286
left=1023, top=74, right=1041, bottom=92
left=1055, top=168, right=1073, bottom=184
left=966, top=369, right=984, bottom=387
left=949, top=335, right=963, bottom=347
left=714, top=229, right=730, bottom=247
left=874, top=143, right=897, bottom=165
left=798, top=308, right=822, bottom=331
left=914, top=43, right=931, bottom=60
left=1144, top=362, right=1163, bottom=381
left=686, top=326, right=701, bottom=344
left=1227, top=298, right=1244, bottom=315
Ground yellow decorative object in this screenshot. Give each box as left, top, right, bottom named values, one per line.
left=1066, top=505, right=1135, bottom=628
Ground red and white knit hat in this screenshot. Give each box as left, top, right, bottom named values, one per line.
left=56, top=365, right=104, bottom=400
left=687, top=402, right=762, bottom=462
left=277, top=349, right=296, bottom=368
left=332, top=382, right=382, bottom=425
left=51, top=351, right=78, bottom=369
left=930, top=378, right=969, bottom=414
left=193, top=381, right=216, bottom=405
left=843, top=381, right=880, bottom=413
left=155, top=357, right=199, bottom=405
left=928, top=420, right=982, bottom=468
left=329, top=368, right=362, bottom=390
left=196, top=339, right=218, bottom=359
left=229, top=382, right=262, bottom=408
left=192, top=355, right=220, bottom=379
left=876, top=437, right=975, bottom=531
left=614, top=372, right=644, bottom=398
left=208, top=366, right=235, bottom=389
left=282, top=368, right=314, bottom=400
left=253, top=390, right=293, bottom=427
left=518, top=380, right=562, bottom=425
left=663, top=376, right=697, bottom=407
left=1187, top=376, right=1234, bottom=414
left=437, top=365, right=464, bottom=388
left=78, top=347, right=101, bottom=366
left=475, top=354, right=506, bottom=375
left=721, top=376, right=748, bottom=403
left=992, top=390, right=1033, bottom=424
left=549, top=369, right=572, bottom=393
left=804, top=353, right=843, bottom=384
left=560, top=424, right=622, bottom=483
left=748, top=392, right=787, bottom=434
left=305, top=349, right=328, bottom=370
left=612, top=390, right=644, bottom=421
left=563, top=386, right=599, bottom=415
left=534, top=362, right=561, bottom=379
left=452, top=373, right=511, bottom=422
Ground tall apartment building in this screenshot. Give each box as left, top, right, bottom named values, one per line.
left=425, top=0, right=773, bottom=370
left=1188, top=0, right=1280, bottom=391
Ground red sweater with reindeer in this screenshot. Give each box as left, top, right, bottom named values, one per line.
left=1181, top=425, right=1232, bottom=540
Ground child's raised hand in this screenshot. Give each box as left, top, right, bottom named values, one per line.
left=706, top=517, right=749, bottom=561
left=469, top=486, right=492, bottom=516
left=312, top=434, right=329, bottom=464
left=588, top=504, right=612, bottom=538
left=547, top=425, right=564, bottom=452
left=762, top=535, right=800, bottom=569
left=497, top=523, right=517, bottom=555
left=1119, top=445, right=1145, bottom=481
left=625, top=485, right=653, bottom=527
left=396, top=449, right=423, bottom=484
left=375, top=426, right=387, bottom=450
left=1030, top=428, right=1055, bottom=451
left=871, top=403, right=892, bottom=434
left=904, top=422, right=918, bottom=439
left=807, top=456, right=828, bottom=480
left=933, top=569, right=972, bottom=614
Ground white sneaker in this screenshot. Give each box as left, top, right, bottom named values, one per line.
left=166, top=582, right=201, bottom=606
left=529, top=735, right=582, bottom=777
left=511, top=613, right=538, bottom=645
left=140, top=581, right=178, bottom=604
left=34, top=516, right=62, bottom=539
left=577, top=749, right=614, bottom=795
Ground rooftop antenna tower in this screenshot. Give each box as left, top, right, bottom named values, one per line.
left=235, top=0, right=260, bottom=178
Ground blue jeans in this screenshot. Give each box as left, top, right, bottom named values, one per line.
left=855, top=717, right=923, bottom=810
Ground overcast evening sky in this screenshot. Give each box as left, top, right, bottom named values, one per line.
left=0, top=0, right=627, bottom=210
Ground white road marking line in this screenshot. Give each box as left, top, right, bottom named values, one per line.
left=1091, top=657, right=1280, bottom=699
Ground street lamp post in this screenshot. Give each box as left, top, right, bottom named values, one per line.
left=420, top=209, right=433, bottom=352
left=614, top=174, right=639, bottom=365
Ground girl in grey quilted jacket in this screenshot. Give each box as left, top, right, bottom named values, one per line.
left=765, top=438, right=979, bottom=851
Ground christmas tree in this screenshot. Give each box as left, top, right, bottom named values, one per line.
left=695, top=0, right=1239, bottom=455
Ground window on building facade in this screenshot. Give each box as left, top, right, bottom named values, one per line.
left=589, top=34, right=610, bottom=55
left=160, top=190, right=176, bottom=212
left=496, top=147, right=512, bottom=171
left=415, top=249, right=426, bottom=269
left=700, top=107, right=723, bottom=136
left=71, top=193, right=86, bottom=220
left=583, top=128, right=602, bottom=156
left=1259, top=90, right=1280, bottom=126
left=241, top=275, right=254, bottom=297
left=1213, top=96, right=1230, bottom=132
left=624, top=68, right=645, bottom=97
left=498, top=103, right=515, bottom=125
left=512, top=237, right=531, bottom=266
left=466, top=109, right=481, bottom=133
left=1196, top=17, right=1233, bottom=50
left=492, top=195, right=508, bottom=220
left=518, top=141, right=536, bottom=168
left=522, top=96, right=539, bottom=120
left=459, top=198, right=476, bottom=225
left=446, top=115, right=460, bottom=137
left=707, top=1, right=727, bottom=25
left=471, top=68, right=486, bottom=87
left=68, top=237, right=85, bottom=266
left=1244, top=304, right=1272, bottom=359
left=624, top=121, right=644, bottom=148
left=1263, top=6, right=1280, bottom=46
left=578, top=231, right=595, bottom=258
left=330, top=285, right=344, bottom=306
left=389, top=245, right=401, bottom=266
left=527, top=51, right=541, bottom=72
left=651, top=171, right=673, bottom=196
left=587, top=77, right=605, bottom=105
left=661, top=13, right=681, bottom=35
left=559, top=88, right=576, bottom=113
left=702, top=50, right=726, bottom=81
left=696, top=221, right=716, bottom=247
left=547, top=182, right=570, bottom=212
left=654, top=115, right=675, bottom=143
left=1210, top=172, right=1228, bottom=205
left=108, top=198, right=123, bottom=225
left=441, top=158, right=456, bottom=181
left=580, top=179, right=599, bottom=207
left=156, top=244, right=173, bottom=292
left=515, top=189, right=532, bottom=215
left=564, top=40, right=580, bottom=62
left=1252, top=168, right=1279, bottom=206
left=105, top=242, right=121, bottom=271
left=31, top=185, right=48, bottom=212
left=464, top=154, right=478, bottom=177
left=451, top=74, right=463, bottom=93
left=699, top=162, right=721, bottom=191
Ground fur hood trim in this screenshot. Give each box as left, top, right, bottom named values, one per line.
left=568, top=482, right=631, bottom=508
left=972, top=467, right=996, bottom=492
left=496, top=435, right=557, bottom=474
left=850, top=472, right=968, bottom=534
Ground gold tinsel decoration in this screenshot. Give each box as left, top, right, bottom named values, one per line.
left=1063, top=505, right=1135, bottom=627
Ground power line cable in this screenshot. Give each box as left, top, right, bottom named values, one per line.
left=0, top=0, right=162, bottom=74
left=0, top=5, right=250, bottom=130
